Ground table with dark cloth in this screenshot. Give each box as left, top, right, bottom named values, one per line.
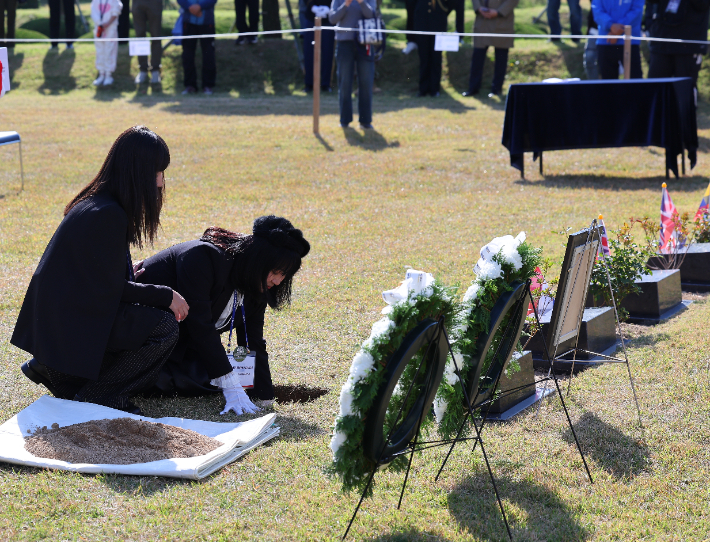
left=501, top=77, right=698, bottom=178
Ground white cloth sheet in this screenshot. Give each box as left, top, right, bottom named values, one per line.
left=0, top=396, right=279, bottom=479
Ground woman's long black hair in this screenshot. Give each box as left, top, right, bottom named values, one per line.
left=201, top=216, right=311, bottom=309
left=64, top=126, right=170, bottom=249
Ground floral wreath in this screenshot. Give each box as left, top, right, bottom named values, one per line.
left=329, top=235, right=541, bottom=495
left=434, top=232, right=541, bottom=440
left=329, top=270, right=456, bottom=495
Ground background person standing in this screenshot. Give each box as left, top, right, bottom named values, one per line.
left=178, top=0, right=218, bottom=94
left=329, top=0, right=377, bottom=129
left=91, top=0, right=123, bottom=86
left=48, top=0, right=76, bottom=50
left=546, top=0, right=582, bottom=41
left=299, top=0, right=335, bottom=92
left=235, top=0, right=259, bottom=44
left=463, top=0, right=518, bottom=97
left=0, top=0, right=16, bottom=50
left=646, top=0, right=710, bottom=93
left=592, top=0, right=644, bottom=79
left=132, top=0, right=164, bottom=84
left=413, top=0, right=450, bottom=97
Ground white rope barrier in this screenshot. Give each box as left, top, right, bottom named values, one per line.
left=2, top=27, right=710, bottom=46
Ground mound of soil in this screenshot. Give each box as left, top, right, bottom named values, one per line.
left=25, top=418, right=222, bottom=465
left=272, top=384, right=328, bottom=404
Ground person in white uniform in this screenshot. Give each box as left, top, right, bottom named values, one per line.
left=91, top=0, right=123, bottom=86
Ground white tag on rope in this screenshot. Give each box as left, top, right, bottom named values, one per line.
left=434, top=34, right=459, bottom=52
left=129, top=40, right=151, bottom=56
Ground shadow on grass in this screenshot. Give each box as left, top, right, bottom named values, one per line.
left=515, top=174, right=709, bottom=192
left=39, top=48, right=76, bottom=94
left=562, top=411, right=650, bottom=480
left=370, top=528, right=453, bottom=541
left=625, top=331, right=672, bottom=349
left=448, top=473, right=591, bottom=541
left=7, top=50, right=24, bottom=90
left=274, top=414, right=326, bottom=442
left=343, top=127, right=400, bottom=151
left=98, top=472, right=193, bottom=496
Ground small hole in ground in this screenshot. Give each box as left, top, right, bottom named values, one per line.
left=273, top=384, right=328, bottom=404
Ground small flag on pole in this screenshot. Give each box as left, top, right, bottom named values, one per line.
left=660, top=182, right=678, bottom=253
left=694, top=180, right=710, bottom=220
left=598, top=214, right=610, bottom=257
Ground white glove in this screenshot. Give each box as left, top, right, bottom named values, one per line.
left=220, top=386, right=261, bottom=416
left=311, top=5, right=330, bottom=18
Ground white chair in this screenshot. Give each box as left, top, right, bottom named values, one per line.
left=0, top=131, right=24, bottom=190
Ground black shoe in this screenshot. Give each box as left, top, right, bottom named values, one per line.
left=235, top=36, right=247, bottom=45
left=431, top=91, right=440, bottom=97
left=462, top=90, right=479, bottom=97
left=321, top=86, right=332, bottom=92
left=21, top=358, right=65, bottom=398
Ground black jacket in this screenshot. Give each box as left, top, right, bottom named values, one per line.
left=138, top=240, right=273, bottom=398
left=414, top=0, right=451, bottom=32
left=11, top=192, right=172, bottom=380
left=647, top=0, right=710, bottom=54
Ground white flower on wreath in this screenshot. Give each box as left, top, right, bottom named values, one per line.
left=363, top=317, right=395, bottom=350
left=347, top=350, right=376, bottom=385
left=500, top=242, right=523, bottom=271
left=444, top=354, right=463, bottom=386
left=330, top=430, right=347, bottom=456
left=474, top=258, right=503, bottom=281
left=433, top=396, right=448, bottom=423
left=463, top=283, right=481, bottom=303
left=339, top=381, right=355, bottom=417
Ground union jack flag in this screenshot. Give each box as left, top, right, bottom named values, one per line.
left=694, top=180, right=710, bottom=220
left=660, top=183, right=679, bottom=254
left=597, top=215, right=610, bottom=257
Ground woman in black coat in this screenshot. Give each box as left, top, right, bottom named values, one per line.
left=137, top=216, right=310, bottom=414
left=12, top=126, right=189, bottom=414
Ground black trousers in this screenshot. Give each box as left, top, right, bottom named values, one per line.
left=648, top=52, right=701, bottom=87
left=235, top=0, right=259, bottom=34
left=405, top=0, right=417, bottom=42
left=597, top=44, right=643, bottom=79
left=48, top=0, right=75, bottom=45
left=300, top=12, right=335, bottom=90
left=118, top=0, right=131, bottom=41
left=468, top=46, right=509, bottom=94
left=46, top=308, right=178, bottom=410
left=417, top=35, right=442, bottom=95
left=451, top=0, right=464, bottom=35
left=182, top=22, right=216, bottom=89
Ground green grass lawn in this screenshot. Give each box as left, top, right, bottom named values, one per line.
left=1, top=25, right=710, bottom=540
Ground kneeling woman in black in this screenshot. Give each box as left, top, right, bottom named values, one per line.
left=12, top=126, right=190, bottom=414
left=137, top=215, right=310, bottom=415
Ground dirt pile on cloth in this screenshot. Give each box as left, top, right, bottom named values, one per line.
left=24, top=418, right=223, bottom=465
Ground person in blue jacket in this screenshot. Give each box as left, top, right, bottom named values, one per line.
left=591, top=0, right=645, bottom=79
left=178, top=0, right=218, bottom=94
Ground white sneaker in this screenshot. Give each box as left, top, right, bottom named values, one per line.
left=150, top=71, right=161, bottom=84
left=103, top=75, right=114, bottom=85
left=92, top=74, right=105, bottom=86
left=402, top=41, right=418, bottom=55
left=134, top=71, right=149, bottom=84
